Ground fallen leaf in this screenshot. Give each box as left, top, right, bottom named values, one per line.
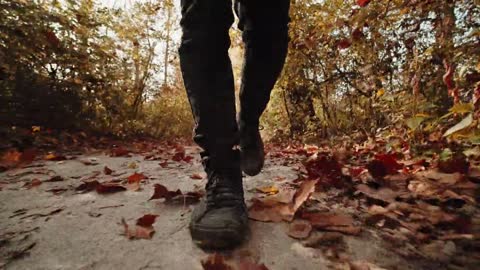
left=190, top=173, right=203, bottom=180
left=75, top=180, right=100, bottom=192
left=159, top=161, right=168, bottom=168
left=183, top=155, right=194, bottom=163
left=201, top=254, right=233, bottom=270
left=337, top=39, right=352, bottom=49
left=443, top=113, right=473, bottom=137
left=44, top=153, right=66, bottom=161
left=24, top=179, right=42, bottom=189
left=438, top=155, right=469, bottom=174
left=44, top=175, right=64, bottom=182
left=288, top=219, right=312, bottom=239
left=357, top=0, right=371, bottom=7
left=96, top=182, right=127, bottom=194
left=104, top=166, right=113, bottom=175
left=128, top=162, right=138, bottom=169
left=356, top=184, right=399, bottom=203
left=128, top=172, right=147, bottom=183
left=149, top=184, right=181, bottom=201
left=248, top=179, right=318, bottom=222
left=148, top=184, right=201, bottom=204
left=256, top=186, right=279, bottom=195
left=292, top=179, right=318, bottom=212
left=172, top=151, right=185, bottom=162
left=301, top=212, right=361, bottom=235
left=136, top=214, right=158, bottom=227
left=121, top=218, right=155, bottom=240
left=304, top=155, right=343, bottom=187
left=304, top=232, right=344, bottom=248
left=46, top=188, right=68, bottom=195
left=368, top=153, right=403, bottom=178
left=111, top=147, right=130, bottom=157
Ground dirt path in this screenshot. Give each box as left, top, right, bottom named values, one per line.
left=0, top=145, right=477, bottom=270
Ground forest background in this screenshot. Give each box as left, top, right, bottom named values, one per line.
left=1, top=0, right=479, bottom=147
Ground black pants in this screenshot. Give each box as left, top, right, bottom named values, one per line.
left=179, top=0, right=290, bottom=167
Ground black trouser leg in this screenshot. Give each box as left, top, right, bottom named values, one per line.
left=235, top=0, right=291, bottom=127
left=179, top=0, right=238, bottom=168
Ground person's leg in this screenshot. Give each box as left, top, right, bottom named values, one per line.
left=235, top=0, right=291, bottom=176
left=179, top=0, right=248, bottom=249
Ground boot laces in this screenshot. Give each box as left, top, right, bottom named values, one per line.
left=205, top=169, right=243, bottom=208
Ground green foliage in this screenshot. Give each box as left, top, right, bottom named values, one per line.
left=262, top=0, right=480, bottom=141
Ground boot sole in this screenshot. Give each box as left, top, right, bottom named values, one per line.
left=190, top=224, right=248, bottom=250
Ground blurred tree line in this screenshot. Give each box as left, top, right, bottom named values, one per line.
left=0, top=0, right=192, bottom=138
left=1, top=0, right=479, bottom=142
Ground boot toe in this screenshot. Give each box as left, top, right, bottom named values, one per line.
left=190, top=202, right=249, bottom=249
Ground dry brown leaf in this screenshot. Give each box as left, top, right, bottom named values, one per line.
left=356, top=184, right=399, bottom=203
left=96, top=182, right=127, bottom=193
left=301, top=212, right=361, bottom=235
left=104, top=166, right=113, bottom=175
left=248, top=180, right=318, bottom=222
left=24, top=179, right=42, bottom=189
left=190, top=173, right=203, bottom=180
left=288, top=219, right=312, bottom=239
left=121, top=218, right=155, bottom=240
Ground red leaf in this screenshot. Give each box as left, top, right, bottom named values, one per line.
left=367, top=153, right=403, bottom=178
left=20, top=149, right=36, bottom=164
left=104, top=166, right=113, bottom=175
left=183, top=155, right=194, bottom=163
left=96, top=182, right=126, bottom=194
left=357, top=0, right=371, bottom=7
left=45, top=30, right=60, bottom=46
left=128, top=172, right=147, bottom=183
left=159, top=161, right=168, bottom=168
left=121, top=218, right=155, bottom=240
left=443, top=60, right=455, bottom=90
left=352, top=28, right=364, bottom=40
left=149, top=184, right=181, bottom=201
left=438, top=155, right=469, bottom=174
left=190, top=173, right=203, bottom=180
left=136, top=214, right=158, bottom=227
left=111, top=147, right=130, bottom=157
left=201, top=254, right=233, bottom=270
left=24, top=179, right=42, bottom=189
left=337, top=39, right=352, bottom=49
left=304, top=155, right=344, bottom=188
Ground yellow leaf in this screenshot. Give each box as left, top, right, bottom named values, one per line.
left=400, top=8, right=409, bottom=15
left=376, top=88, right=385, bottom=97
left=449, top=103, right=474, bottom=114
left=415, top=113, right=430, bottom=118
left=128, top=162, right=138, bottom=169
left=45, top=153, right=56, bottom=160
left=256, top=186, right=279, bottom=195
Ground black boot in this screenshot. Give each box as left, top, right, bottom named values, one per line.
left=189, top=149, right=249, bottom=249
left=239, top=121, right=264, bottom=176
left=235, top=0, right=290, bottom=176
